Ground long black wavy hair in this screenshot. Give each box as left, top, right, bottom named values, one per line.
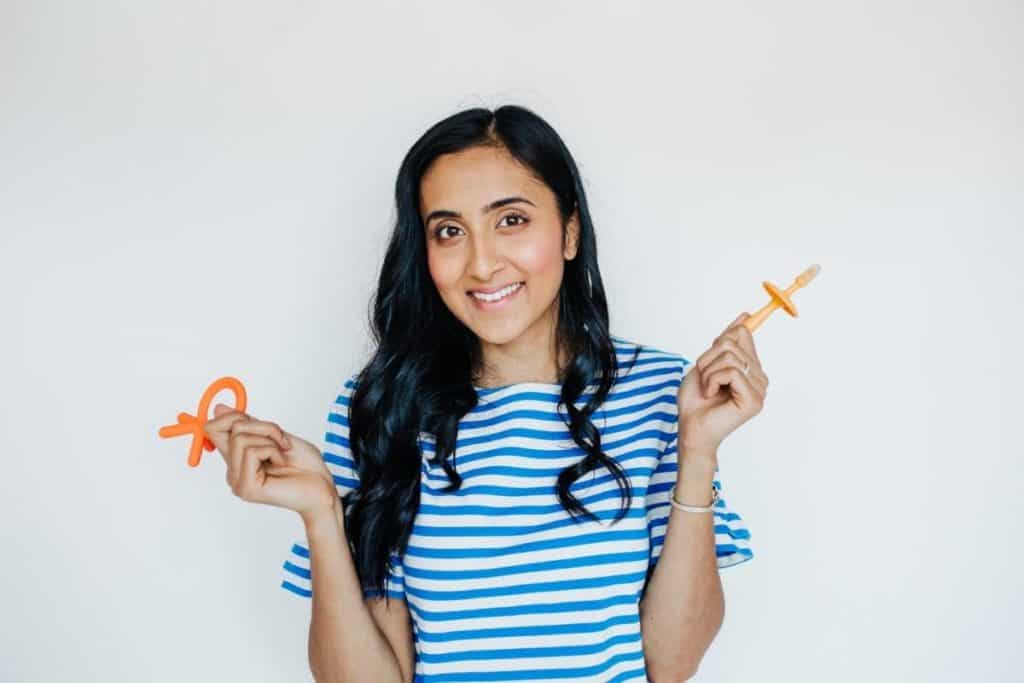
left=343, top=104, right=642, bottom=601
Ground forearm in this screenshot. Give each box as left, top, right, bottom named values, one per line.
left=304, top=500, right=404, bottom=683
left=639, top=447, right=725, bottom=682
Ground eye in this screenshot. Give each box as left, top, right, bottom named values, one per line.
left=500, top=212, right=529, bottom=228
left=432, top=213, right=529, bottom=242
left=433, top=224, right=464, bottom=241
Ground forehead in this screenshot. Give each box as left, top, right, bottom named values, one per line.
left=419, top=146, right=547, bottom=213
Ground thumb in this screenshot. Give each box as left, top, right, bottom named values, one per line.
left=724, top=312, right=747, bottom=331
left=213, top=403, right=238, bottom=417
left=205, top=403, right=244, bottom=454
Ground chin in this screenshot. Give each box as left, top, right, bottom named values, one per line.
left=464, top=317, right=528, bottom=346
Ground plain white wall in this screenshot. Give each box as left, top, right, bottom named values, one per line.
left=2, top=1, right=1021, bottom=681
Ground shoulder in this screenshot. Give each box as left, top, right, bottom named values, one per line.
left=321, top=369, right=364, bottom=493
left=610, top=334, right=691, bottom=384
left=329, top=369, right=362, bottom=410
left=323, top=368, right=363, bottom=439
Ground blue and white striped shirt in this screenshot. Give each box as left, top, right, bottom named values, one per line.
left=281, top=336, right=753, bottom=682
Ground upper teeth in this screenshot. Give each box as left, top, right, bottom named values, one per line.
left=472, top=282, right=523, bottom=302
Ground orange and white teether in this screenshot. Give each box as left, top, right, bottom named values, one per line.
left=742, top=264, right=820, bottom=334
left=158, top=376, right=248, bottom=467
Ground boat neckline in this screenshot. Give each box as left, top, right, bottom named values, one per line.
left=472, top=381, right=563, bottom=394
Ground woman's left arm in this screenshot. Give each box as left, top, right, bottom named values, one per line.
left=639, top=448, right=723, bottom=683
left=639, top=312, right=768, bottom=681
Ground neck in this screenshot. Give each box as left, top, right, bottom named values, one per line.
left=475, top=315, right=566, bottom=387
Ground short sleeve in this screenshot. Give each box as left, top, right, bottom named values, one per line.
left=645, top=355, right=754, bottom=574
left=280, top=373, right=407, bottom=601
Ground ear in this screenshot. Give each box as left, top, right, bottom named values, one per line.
left=563, top=205, right=580, bottom=261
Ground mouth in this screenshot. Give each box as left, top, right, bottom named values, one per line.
left=467, top=281, right=525, bottom=309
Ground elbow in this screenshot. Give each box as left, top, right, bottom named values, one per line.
left=646, top=646, right=704, bottom=683
left=647, top=603, right=724, bottom=682
left=647, top=660, right=700, bottom=683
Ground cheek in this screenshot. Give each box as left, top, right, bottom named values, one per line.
left=427, top=250, right=460, bottom=291
left=514, top=228, right=565, bottom=279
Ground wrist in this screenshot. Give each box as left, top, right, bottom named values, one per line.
left=679, top=440, right=718, bottom=469
left=678, top=420, right=720, bottom=458
left=674, top=454, right=717, bottom=507
left=301, top=489, right=343, bottom=532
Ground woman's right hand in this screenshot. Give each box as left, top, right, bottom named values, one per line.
left=203, top=403, right=339, bottom=519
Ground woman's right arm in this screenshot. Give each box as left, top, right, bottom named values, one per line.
left=201, top=404, right=415, bottom=683
left=303, top=496, right=416, bottom=683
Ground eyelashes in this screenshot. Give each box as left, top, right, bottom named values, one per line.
left=432, top=213, right=529, bottom=242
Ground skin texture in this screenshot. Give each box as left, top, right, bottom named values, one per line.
left=418, top=144, right=579, bottom=387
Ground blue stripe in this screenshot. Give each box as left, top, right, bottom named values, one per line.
left=281, top=580, right=311, bottom=597
left=405, top=592, right=640, bottom=623
left=416, top=486, right=644, bottom=517
left=283, top=560, right=310, bottom=580
left=363, top=589, right=407, bottom=600
left=464, top=391, right=676, bottom=428
left=430, top=423, right=674, bottom=453
left=405, top=529, right=648, bottom=559
left=413, top=506, right=647, bottom=537
left=422, top=446, right=658, bottom=483
left=403, top=570, right=648, bottom=602
left=418, top=469, right=655, bottom=499
left=418, top=631, right=642, bottom=664
left=422, top=650, right=646, bottom=682
left=402, top=550, right=649, bottom=582
left=322, top=451, right=354, bottom=469
left=415, top=613, right=640, bottom=643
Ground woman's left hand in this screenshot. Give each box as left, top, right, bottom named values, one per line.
left=677, top=312, right=769, bottom=454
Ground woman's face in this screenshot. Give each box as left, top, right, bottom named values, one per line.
left=419, top=144, right=579, bottom=350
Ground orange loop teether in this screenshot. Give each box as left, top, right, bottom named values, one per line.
left=742, top=264, right=820, bottom=334
left=158, top=376, right=248, bottom=467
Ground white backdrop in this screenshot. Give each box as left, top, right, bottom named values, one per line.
left=2, top=1, right=1021, bottom=681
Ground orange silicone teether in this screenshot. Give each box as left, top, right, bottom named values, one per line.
left=158, top=376, right=248, bottom=467
left=742, top=264, right=820, bottom=333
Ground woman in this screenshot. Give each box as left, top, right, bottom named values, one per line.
left=205, top=105, right=766, bottom=682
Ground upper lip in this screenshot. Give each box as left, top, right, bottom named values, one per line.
left=468, top=281, right=524, bottom=294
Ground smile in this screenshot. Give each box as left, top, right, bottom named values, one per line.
left=468, top=281, right=525, bottom=307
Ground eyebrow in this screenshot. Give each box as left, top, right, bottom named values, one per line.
left=423, top=196, right=536, bottom=227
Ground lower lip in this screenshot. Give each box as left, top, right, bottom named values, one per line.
left=468, top=282, right=525, bottom=310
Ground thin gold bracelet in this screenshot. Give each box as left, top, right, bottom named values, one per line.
left=668, top=483, right=719, bottom=513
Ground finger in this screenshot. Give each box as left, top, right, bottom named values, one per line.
left=226, top=432, right=277, bottom=490
left=718, top=313, right=759, bottom=364
left=722, top=312, right=747, bottom=333
left=705, top=365, right=765, bottom=410
left=693, top=342, right=726, bottom=377
left=203, top=409, right=252, bottom=454
left=263, top=463, right=293, bottom=477
left=696, top=338, right=755, bottom=378
left=208, top=404, right=249, bottom=426
left=212, top=403, right=234, bottom=418
left=702, top=350, right=767, bottom=399
left=235, top=444, right=286, bottom=501
left=228, top=417, right=290, bottom=452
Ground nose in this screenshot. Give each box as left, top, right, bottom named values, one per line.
left=467, top=230, right=504, bottom=281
